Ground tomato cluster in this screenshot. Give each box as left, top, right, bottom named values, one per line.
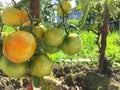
left=0, top=7, right=54, bottom=78
left=0, top=0, right=82, bottom=79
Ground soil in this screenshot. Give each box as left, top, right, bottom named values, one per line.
left=0, top=63, right=120, bottom=90
left=53, top=63, right=120, bottom=90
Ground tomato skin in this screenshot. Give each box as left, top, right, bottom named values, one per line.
left=44, top=27, right=65, bottom=46
left=1, top=7, right=28, bottom=26
left=0, top=56, right=28, bottom=78
left=41, top=41, right=59, bottom=54
left=30, top=54, right=53, bottom=77
left=23, top=21, right=31, bottom=27
left=60, top=33, right=82, bottom=55
left=3, top=31, right=36, bottom=63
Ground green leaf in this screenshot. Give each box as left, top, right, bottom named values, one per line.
left=87, top=23, right=98, bottom=30
left=79, top=1, right=90, bottom=28
left=76, top=0, right=90, bottom=10
left=76, top=3, right=82, bottom=10
left=107, top=0, right=116, bottom=19
left=107, top=0, right=112, bottom=6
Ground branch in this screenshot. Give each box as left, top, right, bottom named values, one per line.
left=90, top=29, right=98, bottom=35
left=12, top=0, right=17, bottom=6
left=57, top=0, right=69, bottom=35
left=30, top=0, right=40, bottom=22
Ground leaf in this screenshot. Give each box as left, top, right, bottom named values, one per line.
left=107, top=0, right=116, bottom=19
left=88, top=23, right=98, bottom=30
left=79, top=1, right=90, bottom=28
left=107, top=0, right=112, bottom=6
left=76, top=3, right=82, bottom=10
left=76, top=0, right=90, bottom=10
left=68, top=23, right=79, bottom=30
left=82, top=0, right=90, bottom=9
left=0, top=6, right=3, bottom=10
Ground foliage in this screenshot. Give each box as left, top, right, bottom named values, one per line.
left=106, top=32, right=120, bottom=62
left=67, top=19, right=79, bottom=26
left=50, top=30, right=120, bottom=66
left=75, top=0, right=120, bottom=30
left=49, top=31, right=98, bottom=62
left=79, top=31, right=98, bottom=60
left=40, top=0, right=57, bottom=24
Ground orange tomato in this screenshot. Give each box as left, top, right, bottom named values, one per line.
left=1, top=7, right=28, bottom=26
left=3, top=31, right=36, bottom=63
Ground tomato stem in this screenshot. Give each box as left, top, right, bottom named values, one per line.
left=57, top=0, right=69, bottom=35
left=11, top=0, right=17, bottom=7
left=31, top=76, right=40, bottom=88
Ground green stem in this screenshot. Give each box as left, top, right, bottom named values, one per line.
left=57, top=0, right=69, bottom=35
left=11, top=0, right=17, bottom=7
left=32, top=76, right=40, bottom=88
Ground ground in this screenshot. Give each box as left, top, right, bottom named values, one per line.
left=0, top=60, right=120, bottom=90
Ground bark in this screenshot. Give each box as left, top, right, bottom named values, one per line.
left=99, top=0, right=110, bottom=73
left=30, top=0, right=41, bottom=88
left=0, top=28, right=3, bottom=59
left=0, top=39, right=2, bottom=59
left=30, top=0, right=40, bottom=20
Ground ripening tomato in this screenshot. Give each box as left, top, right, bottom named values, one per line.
left=3, top=31, right=36, bottom=63
left=1, top=7, right=28, bottom=26
left=30, top=53, right=53, bottom=77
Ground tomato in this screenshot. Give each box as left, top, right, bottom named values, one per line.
left=44, top=27, right=64, bottom=46
left=60, top=33, right=82, bottom=55
left=0, top=56, right=28, bottom=78
left=41, top=41, right=59, bottom=54
left=1, top=7, right=28, bottom=26
left=23, top=21, right=31, bottom=27
left=30, top=54, right=53, bottom=77
left=3, top=31, right=36, bottom=63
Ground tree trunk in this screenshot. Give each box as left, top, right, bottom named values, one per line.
left=0, top=39, right=2, bottom=59
left=0, top=28, right=3, bottom=59
left=99, top=0, right=110, bottom=74
left=30, top=0, right=40, bottom=20
left=30, top=0, right=41, bottom=88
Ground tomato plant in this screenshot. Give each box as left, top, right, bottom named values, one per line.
left=0, top=0, right=82, bottom=89
left=1, top=0, right=119, bottom=89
